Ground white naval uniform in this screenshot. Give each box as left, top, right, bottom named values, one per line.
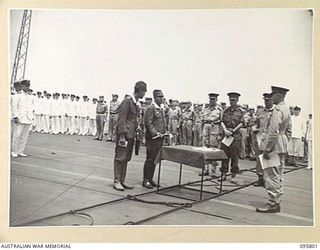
left=33, top=96, right=43, bottom=132
left=11, top=91, right=34, bottom=155
left=288, top=114, right=305, bottom=157
left=67, top=100, right=77, bottom=135
left=42, top=97, right=51, bottom=133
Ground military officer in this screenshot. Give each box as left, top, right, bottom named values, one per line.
left=220, top=92, right=245, bottom=184
left=108, top=94, right=120, bottom=142
left=256, top=86, right=291, bottom=213
left=11, top=80, right=34, bottom=158
left=181, top=101, right=194, bottom=145
left=251, top=93, right=275, bottom=187
left=113, top=81, right=147, bottom=191
left=142, top=89, right=168, bottom=189
left=94, top=96, right=108, bottom=141
left=201, top=93, right=223, bottom=176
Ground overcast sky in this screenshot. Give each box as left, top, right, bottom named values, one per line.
left=10, top=9, right=313, bottom=118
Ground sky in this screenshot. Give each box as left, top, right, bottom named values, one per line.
left=10, top=9, right=313, bottom=119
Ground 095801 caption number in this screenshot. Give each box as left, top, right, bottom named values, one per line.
left=300, top=244, right=318, bottom=248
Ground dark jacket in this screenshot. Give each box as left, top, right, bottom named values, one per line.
left=117, top=96, right=138, bottom=139
left=144, top=103, right=168, bottom=139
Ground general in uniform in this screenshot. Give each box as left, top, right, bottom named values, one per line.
left=256, top=86, right=291, bottom=213
left=251, top=93, right=274, bottom=187
left=142, top=89, right=168, bottom=189
left=201, top=93, right=222, bottom=176
left=113, top=81, right=147, bottom=191
left=220, top=92, right=245, bottom=184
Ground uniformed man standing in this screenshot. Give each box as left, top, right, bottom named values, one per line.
left=201, top=93, right=222, bottom=176
left=256, top=86, right=291, bottom=213
left=181, top=101, right=194, bottom=145
left=251, top=93, right=274, bottom=187
left=94, top=96, right=108, bottom=141
left=88, top=98, right=98, bottom=136
left=33, top=91, right=43, bottom=133
left=220, top=92, right=245, bottom=184
left=193, top=103, right=203, bottom=147
left=108, top=94, right=120, bottom=142
left=142, top=89, right=168, bottom=189
left=113, top=81, right=147, bottom=191
left=11, top=80, right=34, bottom=158
left=168, top=100, right=181, bottom=146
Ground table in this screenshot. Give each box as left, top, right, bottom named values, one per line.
left=154, top=145, right=228, bottom=200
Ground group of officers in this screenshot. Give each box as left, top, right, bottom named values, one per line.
left=11, top=79, right=312, bottom=214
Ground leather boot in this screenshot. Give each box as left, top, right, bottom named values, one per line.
left=256, top=203, right=280, bottom=213
left=142, top=180, right=153, bottom=189
left=149, top=179, right=161, bottom=188
left=113, top=180, right=124, bottom=191
left=121, top=182, right=133, bottom=189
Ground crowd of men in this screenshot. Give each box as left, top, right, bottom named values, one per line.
left=10, top=79, right=313, bottom=214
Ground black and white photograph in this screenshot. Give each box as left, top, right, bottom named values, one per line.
left=9, top=8, right=313, bottom=228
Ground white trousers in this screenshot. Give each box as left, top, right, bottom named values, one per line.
left=12, top=123, right=31, bottom=155
left=42, top=115, right=50, bottom=133
left=88, top=118, right=96, bottom=136
left=68, top=116, right=76, bottom=135
left=34, top=114, right=42, bottom=132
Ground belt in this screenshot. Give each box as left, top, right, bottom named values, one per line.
left=96, top=113, right=106, bottom=115
left=110, top=112, right=119, bottom=115
left=183, top=119, right=193, bottom=121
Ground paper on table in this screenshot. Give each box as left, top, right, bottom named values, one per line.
left=191, top=147, right=219, bottom=152
left=259, top=152, right=280, bottom=170
left=222, top=136, right=234, bottom=147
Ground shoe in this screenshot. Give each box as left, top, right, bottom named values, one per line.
left=121, top=182, right=133, bottom=189
left=199, top=169, right=209, bottom=176
left=256, top=203, right=281, bottom=213
left=254, top=177, right=265, bottom=187
left=113, top=181, right=124, bottom=191
left=149, top=179, right=161, bottom=188
left=230, top=178, right=238, bottom=185
left=11, top=152, right=18, bottom=158
left=306, top=166, right=312, bottom=170
left=93, top=138, right=99, bottom=140
left=142, top=180, right=153, bottom=189
left=210, top=172, right=219, bottom=178
left=218, top=173, right=227, bottom=182
left=18, top=153, right=28, bottom=157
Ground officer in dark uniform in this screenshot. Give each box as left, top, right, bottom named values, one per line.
left=220, top=92, right=245, bottom=184
left=142, top=89, right=168, bottom=189
left=113, top=81, right=147, bottom=191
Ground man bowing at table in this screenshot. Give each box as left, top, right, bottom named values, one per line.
left=142, top=89, right=169, bottom=189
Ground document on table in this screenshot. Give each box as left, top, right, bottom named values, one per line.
left=222, top=136, right=234, bottom=147
left=259, top=152, right=280, bottom=169
left=191, top=147, right=219, bottom=152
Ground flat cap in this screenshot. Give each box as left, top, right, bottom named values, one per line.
left=134, top=81, right=147, bottom=91
left=83, top=95, right=88, bottom=98
left=92, top=98, right=98, bottom=101
left=208, top=93, right=219, bottom=99
left=263, top=93, right=272, bottom=99
left=271, top=86, right=289, bottom=95
left=70, top=94, right=75, bottom=97
left=99, top=95, right=104, bottom=98
left=112, top=94, right=118, bottom=97
left=227, top=92, right=241, bottom=99
left=145, top=97, right=153, bottom=101
left=46, top=93, right=51, bottom=97
left=36, top=91, right=42, bottom=94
